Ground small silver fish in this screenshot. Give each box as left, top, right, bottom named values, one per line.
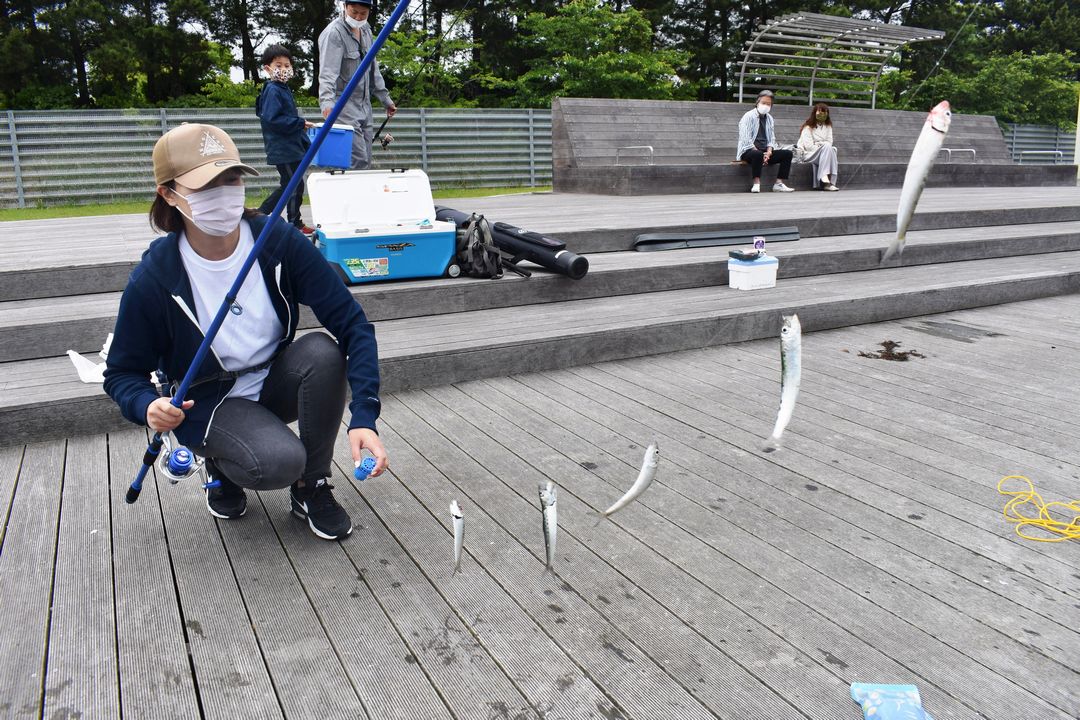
left=882, top=100, right=952, bottom=263
left=450, top=500, right=464, bottom=575
left=764, top=314, right=802, bottom=452
left=602, top=443, right=659, bottom=517
left=538, top=481, right=558, bottom=574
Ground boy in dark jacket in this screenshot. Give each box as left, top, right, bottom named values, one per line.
left=256, top=45, right=315, bottom=234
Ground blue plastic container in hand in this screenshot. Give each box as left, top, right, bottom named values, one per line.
left=354, top=457, right=377, bottom=482
left=307, top=124, right=354, bottom=169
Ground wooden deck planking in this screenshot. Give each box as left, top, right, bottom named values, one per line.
left=264, top=455, right=542, bottom=720
left=728, top=332, right=1080, bottom=495
left=1, top=299, right=1078, bottom=718
left=475, top=373, right=997, bottom=719
left=669, top=345, right=1080, bottom=585
left=395, top=387, right=832, bottom=719
left=0, top=440, right=65, bottom=719
left=418, top=382, right=862, bottom=719
left=572, top=358, right=1080, bottom=620
left=106, top=429, right=201, bottom=717
left=149, top=444, right=284, bottom=718
left=818, top=324, right=1080, bottom=474
left=44, top=434, right=120, bottom=720
left=460, top=372, right=1080, bottom=692
left=213, top=495, right=369, bottom=718
left=618, top=352, right=1080, bottom=668
left=332, top=421, right=632, bottom=720
left=540, top=364, right=1078, bottom=718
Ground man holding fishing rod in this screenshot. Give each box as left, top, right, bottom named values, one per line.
left=104, top=123, right=388, bottom=541
left=319, top=0, right=397, bottom=169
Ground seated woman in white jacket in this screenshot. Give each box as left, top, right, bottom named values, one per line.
left=796, top=103, right=839, bottom=191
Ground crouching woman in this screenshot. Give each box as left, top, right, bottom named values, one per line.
left=104, top=123, right=387, bottom=540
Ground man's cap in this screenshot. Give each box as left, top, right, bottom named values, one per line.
left=152, top=123, right=259, bottom=187
left=757, top=89, right=775, bottom=99
left=344, top=0, right=372, bottom=6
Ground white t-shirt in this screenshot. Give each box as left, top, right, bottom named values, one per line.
left=178, top=221, right=284, bottom=401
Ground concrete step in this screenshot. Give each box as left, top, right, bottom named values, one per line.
left=4, top=187, right=1080, bottom=301
left=555, top=161, right=1078, bottom=196
left=5, top=221, right=1080, bottom=363
left=3, top=251, right=1078, bottom=446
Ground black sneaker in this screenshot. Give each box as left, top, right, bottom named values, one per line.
left=291, top=478, right=352, bottom=540
left=205, top=470, right=247, bottom=519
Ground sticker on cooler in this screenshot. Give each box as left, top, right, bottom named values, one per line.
left=346, top=257, right=390, bottom=277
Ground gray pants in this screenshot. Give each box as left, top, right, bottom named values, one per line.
left=802, top=142, right=839, bottom=188
left=199, top=332, right=347, bottom=490
left=350, top=123, right=375, bottom=169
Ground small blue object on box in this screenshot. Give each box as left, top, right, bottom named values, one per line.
left=307, top=124, right=353, bottom=169
left=850, top=683, right=934, bottom=720
left=354, top=457, right=377, bottom=482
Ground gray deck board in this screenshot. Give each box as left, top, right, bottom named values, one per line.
left=334, top=421, right=629, bottom=720
left=1, top=299, right=1079, bottom=719
left=395, top=387, right=825, bottom=719
left=214, top=496, right=369, bottom=719
left=618, top=352, right=1080, bottom=658
left=151, top=456, right=283, bottom=718
left=539, top=365, right=1077, bottom=718
left=462, top=373, right=1073, bottom=719
left=44, top=434, right=120, bottom=720
left=107, top=429, right=201, bottom=717
left=0, top=440, right=64, bottom=719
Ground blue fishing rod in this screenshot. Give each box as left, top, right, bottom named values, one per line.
left=126, top=0, right=412, bottom=504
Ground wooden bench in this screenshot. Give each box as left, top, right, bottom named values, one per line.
left=551, top=98, right=1077, bottom=195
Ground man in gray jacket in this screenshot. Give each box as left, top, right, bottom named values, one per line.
left=318, top=0, right=397, bottom=169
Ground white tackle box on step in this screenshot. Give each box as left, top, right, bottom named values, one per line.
left=728, top=254, right=779, bottom=290
left=309, top=169, right=457, bottom=284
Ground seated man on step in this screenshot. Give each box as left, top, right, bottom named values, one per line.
left=735, top=90, right=795, bottom=194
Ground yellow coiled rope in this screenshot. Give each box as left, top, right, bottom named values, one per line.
left=997, top=476, right=1080, bottom=542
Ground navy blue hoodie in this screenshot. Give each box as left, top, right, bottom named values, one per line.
left=256, top=81, right=310, bottom=166
left=104, top=214, right=380, bottom=448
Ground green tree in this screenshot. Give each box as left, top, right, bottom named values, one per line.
left=379, top=24, right=478, bottom=107
left=879, top=51, right=1079, bottom=128
left=489, top=0, right=692, bottom=107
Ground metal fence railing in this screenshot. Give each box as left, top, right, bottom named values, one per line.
left=1002, top=123, right=1076, bottom=165
left=0, top=107, right=552, bottom=209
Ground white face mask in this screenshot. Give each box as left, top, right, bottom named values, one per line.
left=757, top=103, right=771, bottom=115
left=172, top=184, right=246, bottom=237
left=343, top=13, right=367, bottom=30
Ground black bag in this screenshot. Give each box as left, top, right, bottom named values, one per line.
left=455, top=213, right=503, bottom=279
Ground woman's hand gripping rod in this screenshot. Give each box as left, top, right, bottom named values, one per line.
left=125, top=0, right=413, bottom=504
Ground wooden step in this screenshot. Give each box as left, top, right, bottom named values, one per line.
left=3, top=252, right=1078, bottom=446
left=5, top=221, right=1080, bottom=363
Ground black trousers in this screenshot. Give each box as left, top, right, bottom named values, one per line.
left=740, top=148, right=793, bottom=181
left=258, top=161, right=305, bottom=228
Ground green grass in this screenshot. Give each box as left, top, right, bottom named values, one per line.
left=0, top=185, right=552, bottom=222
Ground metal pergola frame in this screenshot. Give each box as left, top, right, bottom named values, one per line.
left=738, top=12, right=945, bottom=109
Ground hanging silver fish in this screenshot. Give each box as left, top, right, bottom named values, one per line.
left=602, top=443, right=659, bottom=517
left=764, top=314, right=802, bottom=452
left=450, top=500, right=464, bottom=575
left=882, top=100, right=952, bottom=263
left=538, top=481, right=558, bottom=574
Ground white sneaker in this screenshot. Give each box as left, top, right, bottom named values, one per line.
left=773, top=182, right=795, bottom=193
left=750, top=183, right=761, bottom=193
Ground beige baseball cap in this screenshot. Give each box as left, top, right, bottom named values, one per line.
left=152, top=123, right=259, bottom=188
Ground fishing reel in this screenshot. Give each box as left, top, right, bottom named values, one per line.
left=155, top=433, right=206, bottom=486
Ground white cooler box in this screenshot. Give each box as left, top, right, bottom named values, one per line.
left=309, top=169, right=457, bottom=284
left=728, top=254, right=778, bottom=290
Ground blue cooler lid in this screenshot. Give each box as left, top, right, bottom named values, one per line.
left=728, top=255, right=778, bottom=267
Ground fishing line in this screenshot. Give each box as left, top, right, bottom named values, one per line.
left=997, top=475, right=1080, bottom=542
left=796, top=0, right=986, bottom=241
